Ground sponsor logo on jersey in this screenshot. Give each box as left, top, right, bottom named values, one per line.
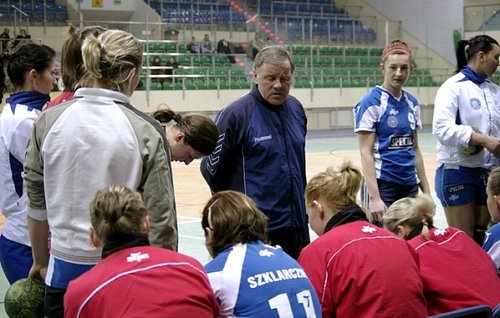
left=470, top=98, right=481, bottom=110
left=448, top=194, right=459, bottom=201
left=253, top=134, right=272, bottom=143
left=389, top=108, right=399, bottom=116
left=126, top=252, right=150, bottom=263
left=388, top=135, right=414, bottom=149
left=361, top=225, right=377, bottom=233
left=447, top=184, right=465, bottom=193
left=259, top=249, right=274, bottom=257
left=387, top=116, right=398, bottom=128
left=247, top=268, right=308, bottom=288
left=434, top=228, right=447, bottom=236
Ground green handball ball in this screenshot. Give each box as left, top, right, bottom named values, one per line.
left=4, top=278, right=44, bottom=318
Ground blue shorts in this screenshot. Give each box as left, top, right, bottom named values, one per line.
left=435, top=164, right=488, bottom=207
left=46, top=255, right=94, bottom=289
left=377, top=179, right=419, bottom=207
left=0, top=235, right=33, bottom=284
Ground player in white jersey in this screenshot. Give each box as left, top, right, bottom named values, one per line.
left=432, top=34, right=500, bottom=244
left=202, top=191, right=321, bottom=318
left=0, top=43, right=56, bottom=284
left=354, top=39, right=430, bottom=224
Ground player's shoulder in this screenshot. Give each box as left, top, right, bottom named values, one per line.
left=356, top=86, right=383, bottom=109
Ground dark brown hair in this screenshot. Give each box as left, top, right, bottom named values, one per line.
left=60, top=25, right=106, bottom=89
left=455, top=35, right=499, bottom=73
left=201, top=190, right=268, bottom=257
left=151, top=107, right=218, bottom=155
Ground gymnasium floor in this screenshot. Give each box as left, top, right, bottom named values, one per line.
left=0, top=130, right=447, bottom=317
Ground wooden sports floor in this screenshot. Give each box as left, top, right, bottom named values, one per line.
left=174, top=129, right=444, bottom=264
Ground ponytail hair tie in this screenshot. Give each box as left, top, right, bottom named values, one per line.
left=173, top=113, right=182, bottom=123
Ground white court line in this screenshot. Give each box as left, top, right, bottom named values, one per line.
left=179, top=234, right=205, bottom=241
left=178, top=219, right=201, bottom=224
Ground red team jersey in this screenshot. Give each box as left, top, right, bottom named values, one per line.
left=299, top=221, right=427, bottom=318
left=408, top=227, right=500, bottom=315
left=64, top=246, right=219, bottom=318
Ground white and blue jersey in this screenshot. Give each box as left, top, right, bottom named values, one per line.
left=0, top=91, right=48, bottom=246
left=433, top=66, right=500, bottom=168
left=354, top=85, right=422, bottom=185
left=205, top=241, right=321, bottom=318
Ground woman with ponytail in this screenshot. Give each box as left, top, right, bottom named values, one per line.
left=298, top=161, right=427, bottom=318
left=383, top=194, right=500, bottom=315
left=0, top=43, right=56, bottom=284
left=24, top=29, right=177, bottom=317
left=354, top=39, right=430, bottom=225
left=432, top=34, right=500, bottom=245
left=151, top=106, right=218, bottom=165
left=46, top=24, right=105, bottom=108
left=64, top=185, right=218, bottom=318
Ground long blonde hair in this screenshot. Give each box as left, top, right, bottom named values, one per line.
left=82, top=29, right=142, bottom=93
left=383, top=194, right=435, bottom=240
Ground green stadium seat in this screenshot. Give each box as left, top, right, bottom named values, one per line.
left=177, top=43, right=187, bottom=52
left=230, top=81, right=241, bottom=89
left=163, top=82, right=174, bottom=90
left=165, top=42, right=177, bottom=52
left=200, top=55, right=212, bottom=66
left=185, top=78, right=197, bottom=90
left=150, top=82, right=163, bottom=90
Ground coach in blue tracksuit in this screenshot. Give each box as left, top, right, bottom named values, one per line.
left=201, top=45, right=309, bottom=259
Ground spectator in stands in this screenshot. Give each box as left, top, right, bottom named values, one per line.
left=165, top=56, right=183, bottom=83
left=354, top=39, right=430, bottom=225
left=200, top=33, right=214, bottom=54
left=432, top=34, right=500, bottom=245
left=150, top=107, right=218, bottom=165
left=0, top=43, right=56, bottom=285
left=298, top=161, right=427, bottom=318
left=187, top=36, right=199, bottom=54
left=0, top=27, right=11, bottom=52
left=64, top=185, right=219, bottom=318
left=383, top=194, right=500, bottom=315
left=4, top=40, right=14, bottom=54
left=201, top=190, right=321, bottom=317
left=250, top=32, right=264, bottom=60
left=150, top=55, right=164, bottom=85
left=24, top=29, right=177, bottom=318
left=47, top=25, right=106, bottom=108
left=483, top=166, right=500, bottom=275
left=217, top=38, right=235, bottom=63
left=14, top=29, right=31, bottom=47
left=201, top=46, right=310, bottom=259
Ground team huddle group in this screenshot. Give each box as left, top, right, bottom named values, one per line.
left=0, top=24, right=499, bottom=318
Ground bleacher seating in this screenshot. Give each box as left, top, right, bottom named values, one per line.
left=1, top=0, right=68, bottom=23
left=139, top=41, right=440, bottom=90
left=146, top=0, right=246, bottom=29
left=138, top=1, right=438, bottom=90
